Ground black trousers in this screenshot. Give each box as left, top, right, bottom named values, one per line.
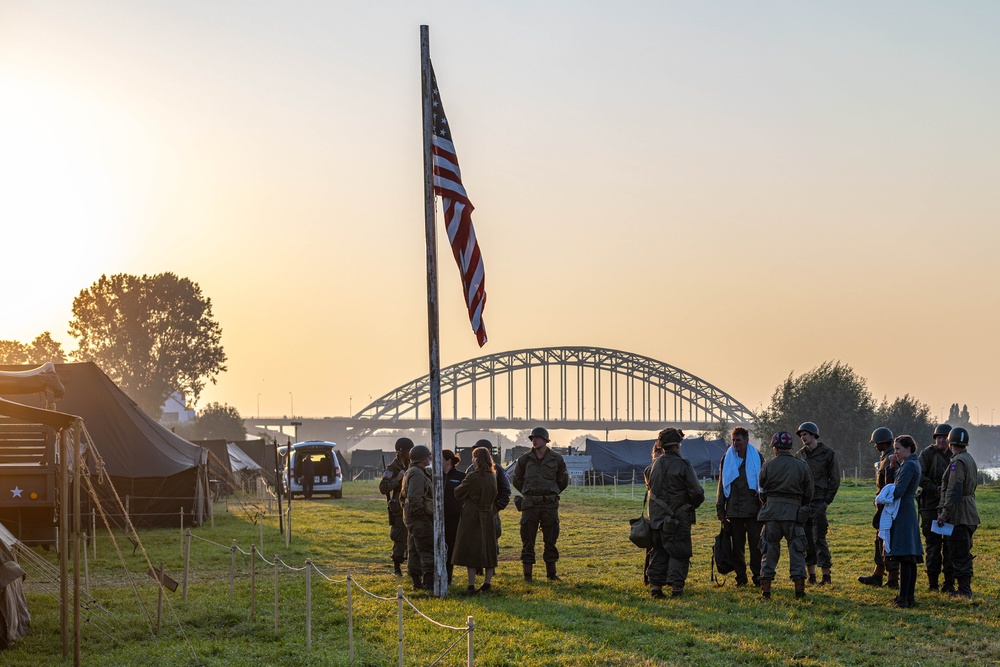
left=920, top=515, right=944, bottom=576
left=728, top=517, right=763, bottom=583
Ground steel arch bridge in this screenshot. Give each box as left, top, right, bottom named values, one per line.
left=347, top=346, right=754, bottom=445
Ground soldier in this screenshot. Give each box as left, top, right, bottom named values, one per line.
left=758, top=431, right=814, bottom=600
left=795, top=421, right=840, bottom=585
left=512, top=426, right=569, bottom=582
left=378, top=438, right=413, bottom=577
left=858, top=427, right=900, bottom=588
left=937, top=427, right=979, bottom=598
left=379, top=437, right=414, bottom=576
left=715, top=426, right=763, bottom=587
left=401, top=444, right=435, bottom=590
left=918, top=423, right=952, bottom=591
left=647, top=428, right=705, bottom=598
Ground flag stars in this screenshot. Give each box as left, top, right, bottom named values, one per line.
left=11, top=486, right=23, bottom=498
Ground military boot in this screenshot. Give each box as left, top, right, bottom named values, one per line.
left=523, top=563, right=533, bottom=582
left=941, top=577, right=956, bottom=594
left=650, top=587, right=665, bottom=599
left=858, top=565, right=884, bottom=587
left=411, top=573, right=424, bottom=590
left=820, top=568, right=832, bottom=586
left=546, top=562, right=561, bottom=581
left=760, top=579, right=772, bottom=600
left=670, top=585, right=684, bottom=597
left=393, top=560, right=403, bottom=577
left=422, top=572, right=434, bottom=592
left=794, top=579, right=806, bottom=599
left=447, top=564, right=454, bottom=586
left=950, top=577, right=973, bottom=598
left=927, top=573, right=940, bottom=591
left=807, top=565, right=817, bottom=585
left=884, top=569, right=899, bottom=590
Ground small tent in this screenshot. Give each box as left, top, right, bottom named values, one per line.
left=585, top=436, right=728, bottom=481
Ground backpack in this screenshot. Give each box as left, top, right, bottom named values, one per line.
left=711, top=521, right=736, bottom=580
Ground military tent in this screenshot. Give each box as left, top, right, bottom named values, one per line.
left=585, top=436, right=728, bottom=481
left=1, top=362, right=209, bottom=528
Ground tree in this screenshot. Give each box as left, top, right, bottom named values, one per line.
left=754, top=361, right=876, bottom=471
left=0, top=332, right=66, bottom=365
left=68, top=273, right=227, bottom=418
left=875, top=394, right=935, bottom=443
left=178, top=402, right=247, bottom=442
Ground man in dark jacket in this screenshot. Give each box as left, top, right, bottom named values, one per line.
left=378, top=437, right=414, bottom=576
left=795, top=421, right=840, bottom=585
left=859, top=427, right=899, bottom=588
left=918, top=423, right=952, bottom=591
left=758, top=431, right=814, bottom=600
left=647, top=428, right=705, bottom=598
left=512, top=427, right=569, bottom=582
left=715, top=427, right=763, bottom=587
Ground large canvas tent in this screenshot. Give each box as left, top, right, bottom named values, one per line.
left=0, top=362, right=209, bottom=527
left=585, top=436, right=728, bottom=481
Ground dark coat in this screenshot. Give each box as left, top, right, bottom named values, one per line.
left=887, top=455, right=923, bottom=558
left=452, top=469, right=499, bottom=568
left=443, top=468, right=466, bottom=551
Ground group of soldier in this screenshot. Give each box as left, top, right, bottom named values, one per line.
left=378, top=426, right=569, bottom=592
left=375, top=419, right=980, bottom=603
left=692, top=421, right=980, bottom=601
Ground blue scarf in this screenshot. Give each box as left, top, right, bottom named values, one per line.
left=722, top=444, right=761, bottom=498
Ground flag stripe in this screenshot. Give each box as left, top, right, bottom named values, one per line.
left=429, top=61, right=488, bottom=347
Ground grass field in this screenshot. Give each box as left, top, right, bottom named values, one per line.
left=5, top=479, right=1000, bottom=666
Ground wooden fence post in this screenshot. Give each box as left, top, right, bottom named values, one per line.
left=229, top=540, right=237, bottom=602
left=305, top=559, right=312, bottom=650
left=183, top=529, right=191, bottom=601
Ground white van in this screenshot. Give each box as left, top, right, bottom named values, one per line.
left=279, top=441, right=343, bottom=499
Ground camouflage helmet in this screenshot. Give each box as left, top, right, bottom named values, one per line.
left=529, top=427, right=550, bottom=442
left=409, top=444, right=431, bottom=462
left=948, top=427, right=970, bottom=447
left=796, top=422, right=819, bottom=438
left=394, top=437, right=415, bottom=453
left=870, top=427, right=894, bottom=445
left=933, top=423, right=952, bottom=438
left=770, top=432, right=794, bottom=450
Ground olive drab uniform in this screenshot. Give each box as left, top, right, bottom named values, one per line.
left=917, top=444, right=951, bottom=584
left=512, top=448, right=569, bottom=567
left=378, top=456, right=409, bottom=568
left=938, top=450, right=980, bottom=590
left=758, top=451, right=814, bottom=583
left=795, top=442, right=840, bottom=572
left=647, top=450, right=705, bottom=592
left=715, top=449, right=764, bottom=586
left=401, top=465, right=435, bottom=584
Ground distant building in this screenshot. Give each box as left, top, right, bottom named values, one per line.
left=161, top=392, right=195, bottom=425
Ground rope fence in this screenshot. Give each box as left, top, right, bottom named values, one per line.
left=180, top=529, right=475, bottom=666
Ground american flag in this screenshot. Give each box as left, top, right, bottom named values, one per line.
left=430, top=62, right=488, bottom=347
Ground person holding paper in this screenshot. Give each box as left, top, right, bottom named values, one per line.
left=918, top=424, right=953, bottom=591
left=937, top=427, right=980, bottom=598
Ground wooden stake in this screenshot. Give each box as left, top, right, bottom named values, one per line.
left=305, top=559, right=312, bottom=650
left=347, top=575, right=354, bottom=663
left=250, top=544, right=256, bottom=621
left=229, top=540, right=237, bottom=602
left=273, top=555, right=279, bottom=632
left=397, top=585, right=404, bottom=667
left=182, top=529, right=191, bottom=601
left=156, top=561, right=164, bottom=633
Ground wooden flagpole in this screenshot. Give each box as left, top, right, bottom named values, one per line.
left=420, top=24, right=448, bottom=597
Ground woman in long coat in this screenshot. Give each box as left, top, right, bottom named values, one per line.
left=883, top=434, right=923, bottom=607
left=452, top=446, right=499, bottom=594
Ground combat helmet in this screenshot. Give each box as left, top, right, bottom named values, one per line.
left=870, top=427, right=894, bottom=445
left=529, top=427, right=550, bottom=442
left=770, top=431, right=794, bottom=449
left=796, top=422, right=819, bottom=438
left=395, top=437, right=415, bottom=453
left=933, top=423, right=952, bottom=438
left=948, top=427, right=970, bottom=447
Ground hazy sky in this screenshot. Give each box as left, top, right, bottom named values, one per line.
left=3, top=2, right=998, bottom=426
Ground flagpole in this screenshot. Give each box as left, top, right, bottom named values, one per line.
left=420, top=24, right=448, bottom=598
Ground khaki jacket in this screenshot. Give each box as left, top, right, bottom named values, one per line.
left=401, top=465, right=434, bottom=524
left=379, top=456, right=408, bottom=516
left=648, top=450, right=704, bottom=529
left=512, top=447, right=569, bottom=510
left=938, top=450, right=980, bottom=526
left=795, top=442, right=840, bottom=505
left=758, top=452, right=813, bottom=522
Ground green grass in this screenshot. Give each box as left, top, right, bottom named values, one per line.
left=6, top=480, right=1000, bottom=666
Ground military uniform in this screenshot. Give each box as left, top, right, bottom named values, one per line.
left=715, top=449, right=763, bottom=586
left=758, top=451, right=814, bottom=588
left=939, top=449, right=979, bottom=595
left=378, top=456, right=410, bottom=570
left=512, top=447, right=569, bottom=571
left=795, top=441, right=840, bottom=575
left=401, top=464, right=435, bottom=587
left=647, top=450, right=705, bottom=594
left=917, top=444, right=951, bottom=586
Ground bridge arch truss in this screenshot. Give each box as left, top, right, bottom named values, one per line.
left=356, top=346, right=754, bottom=430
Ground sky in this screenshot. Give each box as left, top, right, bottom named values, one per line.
left=2, top=1, right=999, bottom=427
